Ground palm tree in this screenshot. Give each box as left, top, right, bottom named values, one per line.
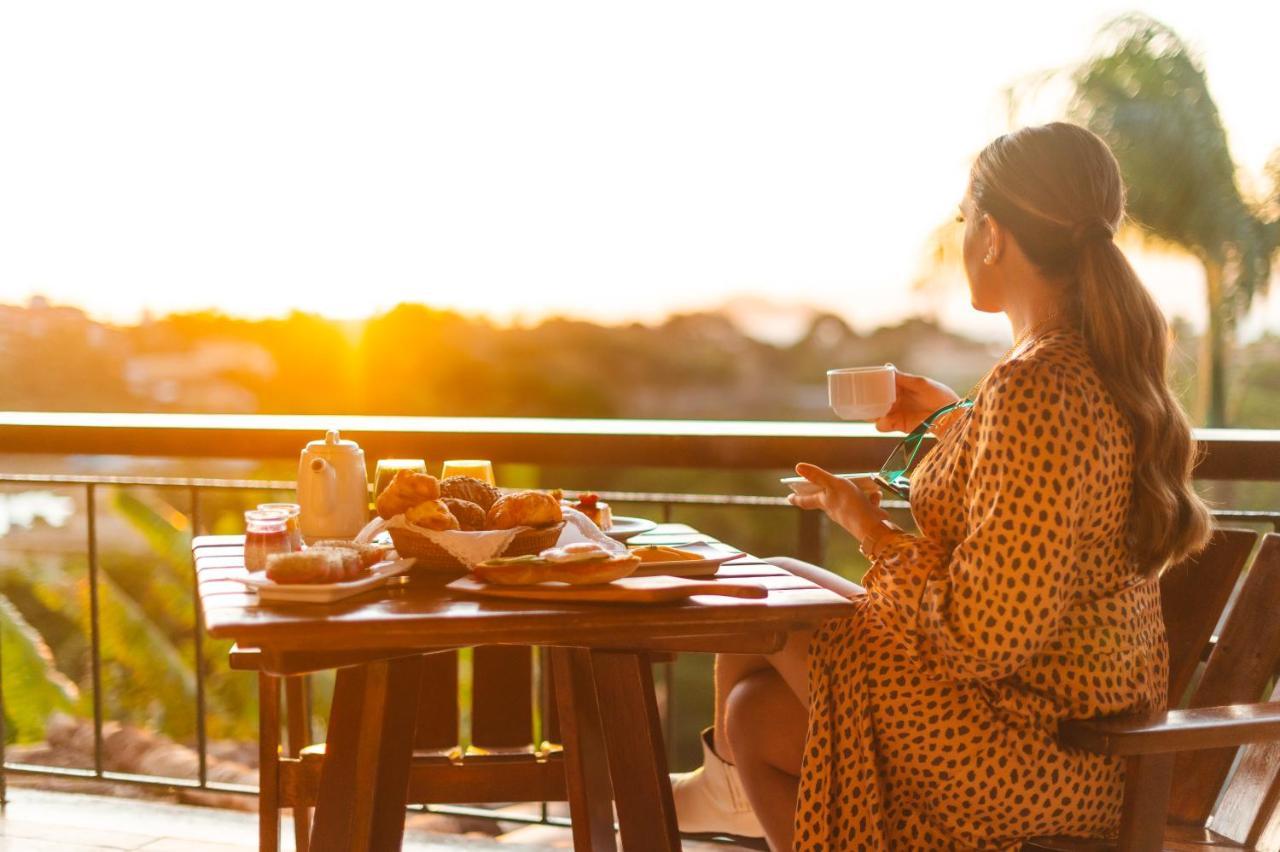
left=1069, top=13, right=1280, bottom=426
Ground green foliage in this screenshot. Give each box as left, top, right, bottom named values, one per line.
left=0, top=595, right=77, bottom=742
left=1070, top=14, right=1280, bottom=425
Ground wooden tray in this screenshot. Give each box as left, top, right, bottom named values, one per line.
left=447, top=574, right=767, bottom=605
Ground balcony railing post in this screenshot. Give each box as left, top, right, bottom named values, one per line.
left=86, top=483, right=105, bottom=777
left=1, top=600, right=7, bottom=804
left=190, top=485, right=209, bottom=788
left=797, top=508, right=827, bottom=566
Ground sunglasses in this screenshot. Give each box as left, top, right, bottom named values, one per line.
left=872, top=399, right=974, bottom=500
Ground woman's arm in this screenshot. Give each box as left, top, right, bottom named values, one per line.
left=864, top=359, right=1088, bottom=683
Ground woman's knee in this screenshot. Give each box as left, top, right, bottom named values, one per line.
left=725, top=670, right=806, bottom=774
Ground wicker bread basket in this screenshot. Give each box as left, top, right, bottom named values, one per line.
left=389, top=522, right=566, bottom=574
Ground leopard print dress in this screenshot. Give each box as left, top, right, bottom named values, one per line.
left=795, top=328, right=1168, bottom=850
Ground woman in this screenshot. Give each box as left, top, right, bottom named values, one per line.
left=671, top=122, right=1212, bottom=850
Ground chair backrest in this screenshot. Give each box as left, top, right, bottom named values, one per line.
left=1157, top=527, right=1257, bottom=703
left=1163, top=533, right=1280, bottom=846
left=412, top=646, right=555, bottom=754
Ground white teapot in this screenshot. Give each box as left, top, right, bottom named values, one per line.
left=297, top=429, right=369, bottom=542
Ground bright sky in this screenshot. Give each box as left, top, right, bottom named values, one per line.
left=1, top=1, right=1277, bottom=342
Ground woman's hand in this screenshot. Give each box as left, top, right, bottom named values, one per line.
left=787, top=463, right=888, bottom=543
left=874, top=371, right=961, bottom=434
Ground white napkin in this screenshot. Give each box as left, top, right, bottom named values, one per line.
left=557, top=507, right=628, bottom=554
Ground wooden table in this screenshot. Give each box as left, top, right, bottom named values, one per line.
left=194, top=525, right=855, bottom=851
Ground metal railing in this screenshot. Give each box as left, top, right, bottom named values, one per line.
left=0, top=414, right=1277, bottom=831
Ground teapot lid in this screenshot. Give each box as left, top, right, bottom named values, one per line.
left=304, top=429, right=362, bottom=455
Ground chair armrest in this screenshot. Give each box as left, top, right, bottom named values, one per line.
left=1060, top=701, right=1280, bottom=756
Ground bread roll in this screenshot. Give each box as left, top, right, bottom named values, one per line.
left=486, top=491, right=563, bottom=530
left=266, top=551, right=343, bottom=584
left=376, top=470, right=441, bottom=519
left=404, top=499, right=461, bottom=531
left=313, top=540, right=392, bottom=570
left=439, top=476, right=501, bottom=511
left=441, top=498, right=486, bottom=531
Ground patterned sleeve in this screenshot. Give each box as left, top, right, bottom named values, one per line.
left=862, top=358, right=1089, bottom=683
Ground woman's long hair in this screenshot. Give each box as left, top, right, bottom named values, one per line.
left=970, top=122, right=1211, bottom=576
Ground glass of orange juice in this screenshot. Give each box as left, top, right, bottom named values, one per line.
left=374, top=459, right=428, bottom=497
left=440, top=459, right=496, bottom=486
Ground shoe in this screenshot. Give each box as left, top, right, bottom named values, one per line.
left=670, top=728, right=765, bottom=839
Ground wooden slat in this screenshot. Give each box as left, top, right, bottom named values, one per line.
left=1159, top=529, right=1257, bottom=702
left=540, top=648, right=562, bottom=746
left=280, top=751, right=567, bottom=808
left=1027, top=823, right=1250, bottom=850
left=413, top=651, right=459, bottom=750
left=1171, top=535, right=1280, bottom=825
left=1212, top=680, right=1280, bottom=849
left=1060, top=702, right=1280, bottom=755
left=472, top=646, right=534, bottom=750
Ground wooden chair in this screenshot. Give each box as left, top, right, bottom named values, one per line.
left=1028, top=529, right=1280, bottom=851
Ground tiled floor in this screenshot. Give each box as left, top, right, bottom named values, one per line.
left=0, top=788, right=756, bottom=850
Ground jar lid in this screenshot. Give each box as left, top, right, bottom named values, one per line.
left=245, top=509, right=288, bottom=528
left=304, top=429, right=363, bottom=455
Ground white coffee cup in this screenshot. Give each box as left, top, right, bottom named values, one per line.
left=827, top=364, right=896, bottom=420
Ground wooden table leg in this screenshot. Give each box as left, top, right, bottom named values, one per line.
left=550, top=648, right=618, bottom=852
left=258, top=673, right=281, bottom=852
left=591, top=650, right=680, bottom=852
left=309, top=656, right=425, bottom=852
left=285, top=675, right=313, bottom=852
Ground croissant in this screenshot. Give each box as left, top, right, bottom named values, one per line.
left=404, top=499, right=461, bottom=531
left=376, top=470, right=441, bottom=519
left=486, top=491, right=563, bottom=530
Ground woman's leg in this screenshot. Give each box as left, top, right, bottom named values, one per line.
left=713, top=557, right=859, bottom=759
left=675, top=557, right=860, bottom=837
left=712, top=652, right=771, bottom=761
left=725, top=669, right=807, bottom=852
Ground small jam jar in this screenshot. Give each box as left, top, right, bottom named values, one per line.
left=245, top=509, right=292, bottom=572
left=257, top=502, right=303, bottom=552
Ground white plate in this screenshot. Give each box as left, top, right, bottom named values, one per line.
left=628, top=542, right=745, bottom=577
left=604, top=516, right=658, bottom=542
left=780, top=472, right=876, bottom=497
left=236, top=557, right=415, bottom=604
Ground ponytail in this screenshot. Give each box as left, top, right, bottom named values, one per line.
left=1075, top=238, right=1211, bottom=574
left=972, top=122, right=1212, bottom=575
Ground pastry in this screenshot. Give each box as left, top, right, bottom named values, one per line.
left=439, top=476, right=501, bottom=512
left=405, top=499, right=461, bottom=531
left=312, top=540, right=391, bottom=571
left=486, top=490, right=563, bottom=530
left=376, top=470, right=441, bottom=519
left=266, top=550, right=344, bottom=584
left=573, top=493, right=613, bottom=530
left=441, top=498, right=486, bottom=531
left=472, top=550, right=639, bottom=585
left=308, top=546, right=362, bottom=580
left=631, top=545, right=701, bottom=563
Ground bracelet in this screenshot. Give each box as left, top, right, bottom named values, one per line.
left=859, top=519, right=904, bottom=561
